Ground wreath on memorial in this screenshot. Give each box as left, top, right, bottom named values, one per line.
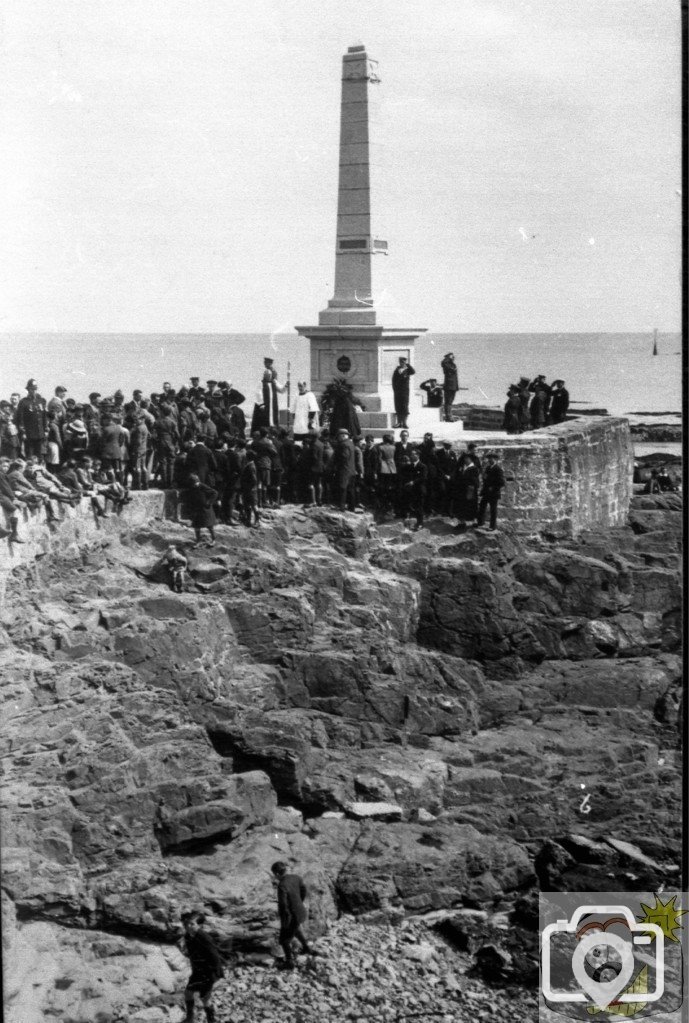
left=320, top=377, right=365, bottom=409
left=320, top=378, right=366, bottom=434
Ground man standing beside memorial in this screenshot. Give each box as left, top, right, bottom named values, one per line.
left=440, top=352, right=458, bottom=423
left=391, top=356, right=415, bottom=430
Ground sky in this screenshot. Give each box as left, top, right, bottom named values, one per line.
left=0, top=0, right=682, bottom=334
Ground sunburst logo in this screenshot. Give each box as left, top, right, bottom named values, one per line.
left=637, top=894, right=687, bottom=944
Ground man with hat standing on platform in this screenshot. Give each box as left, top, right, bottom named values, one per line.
left=391, top=356, right=415, bottom=429
left=16, top=379, right=48, bottom=461
left=441, top=352, right=459, bottom=423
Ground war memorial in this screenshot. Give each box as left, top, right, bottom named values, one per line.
left=1, top=41, right=682, bottom=1023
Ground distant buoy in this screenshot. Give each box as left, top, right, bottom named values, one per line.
left=652, top=328, right=658, bottom=356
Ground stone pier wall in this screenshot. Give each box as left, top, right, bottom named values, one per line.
left=482, top=417, right=633, bottom=534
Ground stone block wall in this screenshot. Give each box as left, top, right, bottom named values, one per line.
left=480, top=417, right=633, bottom=534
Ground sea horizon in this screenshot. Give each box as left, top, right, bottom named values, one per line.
left=1, top=330, right=682, bottom=419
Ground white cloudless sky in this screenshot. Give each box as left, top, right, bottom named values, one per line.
left=1, top=0, right=682, bottom=333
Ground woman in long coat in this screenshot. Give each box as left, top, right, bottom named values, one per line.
left=186, top=473, right=218, bottom=547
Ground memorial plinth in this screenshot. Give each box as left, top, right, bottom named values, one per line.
left=296, top=44, right=449, bottom=435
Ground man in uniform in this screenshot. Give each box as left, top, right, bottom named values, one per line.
left=391, top=356, right=415, bottom=429
left=419, top=378, right=444, bottom=408
left=440, top=352, right=459, bottom=422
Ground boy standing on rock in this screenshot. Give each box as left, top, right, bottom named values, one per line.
left=271, top=861, right=315, bottom=969
left=179, top=911, right=224, bottom=1023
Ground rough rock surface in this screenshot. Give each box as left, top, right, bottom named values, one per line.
left=0, top=497, right=682, bottom=1022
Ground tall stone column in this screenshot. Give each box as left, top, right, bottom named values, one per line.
left=319, top=45, right=385, bottom=326
left=296, top=44, right=430, bottom=426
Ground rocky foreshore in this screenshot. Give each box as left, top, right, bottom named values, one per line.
left=1, top=492, right=682, bottom=1022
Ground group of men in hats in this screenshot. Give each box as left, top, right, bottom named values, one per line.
left=503, top=376, right=569, bottom=434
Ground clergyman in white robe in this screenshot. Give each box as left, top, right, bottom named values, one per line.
left=292, top=383, right=320, bottom=437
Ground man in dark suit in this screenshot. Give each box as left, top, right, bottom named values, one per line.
left=391, top=357, right=415, bottom=429
left=436, top=440, right=458, bottom=516
left=394, top=429, right=412, bottom=469
left=271, top=861, right=315, bottom=969
left=476, top=451, right=507, bottom=531
left=400, top=447, right=428, bottom=530
left=529, top=375, right=552, bottom=422
left=332, top=428, right=357, bottom=512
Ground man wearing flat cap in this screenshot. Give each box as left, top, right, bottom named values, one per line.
left=16, top=379, right=48, bottom=460
left=440, top=353, right=459, bottom=423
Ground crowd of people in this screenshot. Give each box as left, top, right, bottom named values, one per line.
left=0, top=367, right=511, bottom=547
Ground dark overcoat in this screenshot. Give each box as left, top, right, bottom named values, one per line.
left=391, top=365, right=415, bottom=418
left=186, top=482, right=217, bottom=528
left=277, top=873, right=307, bottom=926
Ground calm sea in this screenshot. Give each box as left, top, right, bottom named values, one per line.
left=0, top=332, right=682, bottom=418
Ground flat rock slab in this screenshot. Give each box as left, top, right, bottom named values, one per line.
left=344, top=801, right=404, bottom=822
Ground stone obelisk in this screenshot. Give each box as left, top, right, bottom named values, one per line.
left=296, top=45, right=427, bottom=417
